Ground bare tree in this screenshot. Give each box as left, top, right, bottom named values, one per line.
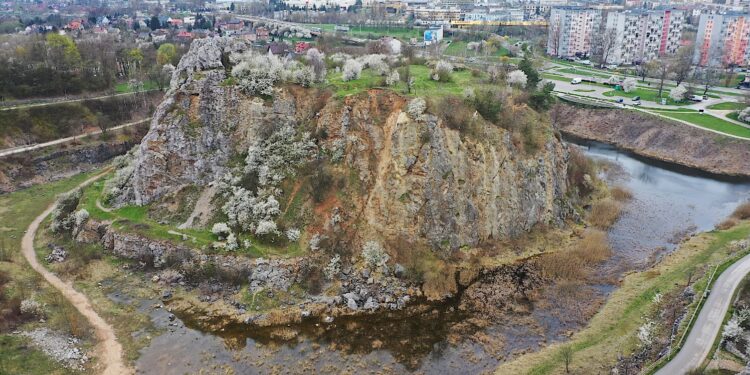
left=560, top=345, right=573, bottom=373
left=670, top=44, right=695, bottom=86
left=635, top=62, right=650, bottom=83
left=647, top=59, right=670, bottom=99
left=694, top=67, right=719, bottom=96
left=591, top=28, right=618, bottom=68
left=548, top=21, right=561, bottom=57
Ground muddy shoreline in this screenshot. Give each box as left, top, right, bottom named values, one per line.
left=555, top=103, right=750, bottom=179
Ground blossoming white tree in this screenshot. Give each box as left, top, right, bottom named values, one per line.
left=507, top=70, right=528, bottom=88
left=342, top=60, right=363, bottom=81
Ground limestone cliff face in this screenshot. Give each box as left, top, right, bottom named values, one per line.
left=121, top=37, right=570, bottom=253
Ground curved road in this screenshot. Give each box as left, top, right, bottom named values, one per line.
left=657, top=255, right=750, bottom=374
left=21, top=171, right=132, bottom=375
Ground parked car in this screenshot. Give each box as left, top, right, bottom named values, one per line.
left=689, top=95, right=704, bottom=102
left=606, top=64, right=619, bottom=70
left=570, top=77, right=582, bottom=84
left=580, top=60, right=592, bottom=66
left=616, top=98, right=624, bottom=103
left=631, top=96, right=641, bottom=101
left=631, top=100, right=641, bottom=106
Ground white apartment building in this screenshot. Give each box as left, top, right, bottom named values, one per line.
left=604, top=9, right=685, bottom=65
left=546, top=7, right=602, bottom=58
left=694, top=12, right=750, bottom=67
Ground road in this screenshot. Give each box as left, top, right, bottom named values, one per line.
left=0, top=89, right=160, bottom=111
left=21, top=170, right=132, bottom=375
left=656, top=254, right=750, bottom=374
left=0, top=118, right=150, bottom=158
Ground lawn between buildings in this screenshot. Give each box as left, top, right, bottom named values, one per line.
left=495, top=222, right=750, bottom=375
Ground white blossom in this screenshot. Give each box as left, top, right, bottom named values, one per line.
left=385, top=70, right=400, bottom=86
left=342, top=59, right=362, bottom=81
left=622, top=78, right=637, bottom=93
left=362, top=241, right=389, bottom=268
left=324, top=254, right=341, bottom=280
left=286, top=228, right=301, bottom=241
left=507, top=70, right=528, bottom=88
left=211, top=222, right=231, bottom=239
left=669, top=84, right=688, bottom=102
left=637, top=320, right=655, bottom=347
left=406, top=98, right=426, bottom=119
left=225, top=232, right=239, bottom=251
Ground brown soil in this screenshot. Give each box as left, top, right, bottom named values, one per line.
left=553, top=103, right=750, bottom=177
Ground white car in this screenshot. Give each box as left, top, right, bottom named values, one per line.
left=570, top=77, right=582, bottom=84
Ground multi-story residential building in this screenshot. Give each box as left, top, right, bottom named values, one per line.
left=604, top=9, right=685, bottom=65
left=464, top=7, right=524, bottom=22
left=546, top=7, right=602, bottom=58
left=693, top=13, right=750, bottom=67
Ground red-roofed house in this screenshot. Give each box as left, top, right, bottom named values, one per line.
left=295, top=41, right=311, bottom=54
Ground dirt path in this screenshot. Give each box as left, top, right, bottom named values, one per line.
left=0, top=118, right=150, bottom=158
left=21, top=171, right=132, bottom=375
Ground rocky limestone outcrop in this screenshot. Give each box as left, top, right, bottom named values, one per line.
left=117, top=36, right=570, bottom=253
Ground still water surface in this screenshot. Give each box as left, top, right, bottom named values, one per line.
left=132, top=141, right=750, bottom=374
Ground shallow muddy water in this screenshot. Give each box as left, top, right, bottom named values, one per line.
left=128, top=140, right=750, bottom=374
left=573, top=140, right=750, bottom=270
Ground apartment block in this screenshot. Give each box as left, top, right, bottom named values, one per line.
left=546, top=7, right=602, bottom=58
left=694, top=13, right=750, bottom=67
left=605, top=9, right=685, bottom=65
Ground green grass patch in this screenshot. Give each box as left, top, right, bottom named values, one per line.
left=656, top=112, right=750, bottom=138
left=0, top=335, right=74, bottom=375
left=444, top=40, right=510, bottom=58
left=498, top=223, right=750, bottom=375
left=326, top=64, right=487, bottom=98
left=603, top=88, right=692, bottom=106
left=114, top=80, right=159, bottom=93
left=707, top=102, right=748, bottom=111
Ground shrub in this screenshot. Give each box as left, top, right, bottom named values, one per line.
left=309, top=168, right=333, bottom=203
left=610, top=186, right=633, bottom=202
left=589, top=199, right=622, bottom=229
left=433, top=96, right=476, bottom=134
left=406, top=98, right=426, bottom=119
left=528, top=82, right=556, bottom=111
left=385, top=70, right=400, bottom=86
left=362, top=241, right=389, bottom=269
left=431, top=60, right=453, bottom=82
left=211, top=222, right=231, bottom=239
left=323, top=254, right=341, bottom=280
left=717, top=218, right=738, bottom=230
left=342, top=60, right=362, bottom=81
left=731, top=202, right=750, bottom=220
left=225, top=233, right=239, bottom=251
left=50, top=189, right=82, bottom=234
left=285, top=228, right=301, bottom=242
left=567, top=148, right=596, bottom=197
left=507, top=70, right=527, bottom=88
left=305, top=48, right=326, bottom=81
left=472, top=89, right=503, bottom=123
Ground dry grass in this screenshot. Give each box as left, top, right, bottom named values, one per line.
left=536, top=229, right=611, bottom=280
left=731, top=202, right=750, bottom=220
left=422, top=261, right=457, bottom=301
left=610, top=186, right=633, bottom=202
left=717, top=218, right=739, bottom=230
left=589, top=199, right=623, bottom=229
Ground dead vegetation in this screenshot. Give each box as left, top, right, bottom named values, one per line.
left=716, top=202, right=750, bottom=230
left=589, top=199, right=623, bottom=229
left=536, top=229, right=612, bottom=281
left=610, top=186, right=633, bottom=202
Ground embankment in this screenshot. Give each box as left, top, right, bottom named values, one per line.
left=554, top=103, right=750, bottom=178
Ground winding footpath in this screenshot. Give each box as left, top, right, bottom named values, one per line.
left=21, top=171, right=132, bottom=375
left=657, top=253, right=750, bottom=374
